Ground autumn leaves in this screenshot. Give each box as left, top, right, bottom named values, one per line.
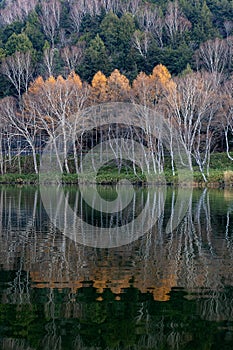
left=25, top=64, right=173, bottom=107
left=0, top=62, right=231, bottom=182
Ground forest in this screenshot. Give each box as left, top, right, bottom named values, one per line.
left=0, top=0, right=233, bottom=181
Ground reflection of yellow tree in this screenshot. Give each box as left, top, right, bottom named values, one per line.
left=1, top=187, right=233, bottom=312
left=25, top=188, right=178, bottom=301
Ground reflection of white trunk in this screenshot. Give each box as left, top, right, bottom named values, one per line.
left=2, top=187, right=233, bottom=327
left=0, top=131, right=3, bottom=174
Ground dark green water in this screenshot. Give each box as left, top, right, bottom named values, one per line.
left=0, top=186, right=233, bottom=349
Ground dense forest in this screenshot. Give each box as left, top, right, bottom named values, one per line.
left=0, top=0, right=233, bottom=89
left=0, top=0, right=233, bottom=180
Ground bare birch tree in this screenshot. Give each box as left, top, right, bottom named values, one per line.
left=195, top=37, right=229, bottom=82
left=164, top=1, right=191, bottom=45
left=43, top=46, right=57, bottom=78
left=25, top=73, right=90, bottom=174
left=132, top=30, right=151, bottom=58
left=164, top=72, right=219, bottom=181
left=221, top=78, right=233, bottom=161
left=0, top=0, right=37, bottom=25
left=1, top=51, right=33, bottom=98
left=136, top=5, right=164, bottom=48
left=119, top=0, right=140, bottom=16
left=60, top=44, right=85, bottom=75
left=0, top=96, right=40, bottom=174
left=40, top=0, right=61, bottom=47
left=69, top=0, right=102, bottom=33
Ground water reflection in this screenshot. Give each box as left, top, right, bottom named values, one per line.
left=40, top=184, right=167, bottom=248
left=0, top=186, right=233, bottom=349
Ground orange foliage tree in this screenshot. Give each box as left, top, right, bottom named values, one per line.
left=132, top=64, right=174, bottom=106
left=91, top=70, right=108, bottom=103
left=24, top=71, right=89, bottom=173
left=106, top=69, right=131, bottom=102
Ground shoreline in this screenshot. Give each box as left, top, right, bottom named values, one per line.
left=0, top=172, right=231, bottom=188
left=1, top=152, right=233, bottom=187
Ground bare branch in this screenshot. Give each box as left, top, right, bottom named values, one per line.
left=40, top=0, right=61, bottom=47
left=1, top=51, right=33, bottom=97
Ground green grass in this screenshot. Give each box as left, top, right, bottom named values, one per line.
left=0, top=173, right=39, bottom=184
left=209, top=152, right=233, bottom=170
left=1, top=152, right=233, bottom=186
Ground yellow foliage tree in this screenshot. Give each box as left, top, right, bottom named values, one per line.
left=56, top=75, right=65, bottom=84
left=67, top=71, right=82, bottom=88
left=107, top=69, right=131, bottom=102
left=26, top=73, right=87, bottom=122
left=132, top=71, right=151, bottom=105
left=91, top=71, right=108, bottom=102
left=24, top=72, right=89, bottom=174
left=46, top=75, right=56, bottom=85
left=150, top=64, right=175, bottom=103
left=28, top=76, right=45, bottom=94
left=151, top=64, right=171, bottom=82
left=132, top=64, right=175, bottom=106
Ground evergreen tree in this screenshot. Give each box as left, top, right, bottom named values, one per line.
left=24, top=12, right=45, bottom=52
left=81, top=34, right=111, bottom=81
left=5, top=33, right=33, bottom=55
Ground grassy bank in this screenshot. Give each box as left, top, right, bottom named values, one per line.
left=0, top=170, right=229, bottom=186
left=1, top=152, right=233, bottom=186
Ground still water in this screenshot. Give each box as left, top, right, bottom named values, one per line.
left=0, top=185, right=233, bottom=349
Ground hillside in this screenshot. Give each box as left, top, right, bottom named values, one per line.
left=0, top=0, right=232, bottom=97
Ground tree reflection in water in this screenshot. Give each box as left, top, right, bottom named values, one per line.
left=0, top=186, right=233, bottom=349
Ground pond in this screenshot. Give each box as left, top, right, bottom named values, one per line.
left=0, top=185, right=233, bottom=349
